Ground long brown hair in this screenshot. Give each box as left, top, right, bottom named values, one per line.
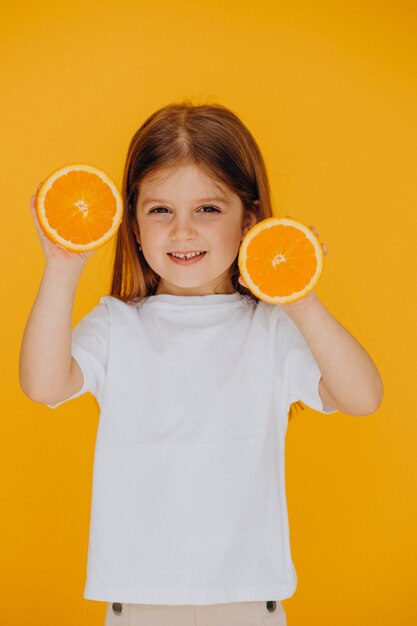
left=109, top=99, right=304, bottom=421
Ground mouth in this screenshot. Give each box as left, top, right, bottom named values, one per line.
left=167, top=251, right=207, bottom=266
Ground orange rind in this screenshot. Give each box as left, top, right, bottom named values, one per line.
left=35, top=163, right=123, bottom=252
left=238, top=216, right=324, bottom=304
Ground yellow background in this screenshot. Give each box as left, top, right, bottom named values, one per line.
left=2, top=1, right=416, bottom=624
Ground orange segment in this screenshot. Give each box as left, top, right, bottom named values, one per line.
left=35, top=164, right=123, bottom=252
left=238, top=217, right=324, bottom=304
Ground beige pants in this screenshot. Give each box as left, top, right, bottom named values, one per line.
left=105, top=600, right=287, bottom=626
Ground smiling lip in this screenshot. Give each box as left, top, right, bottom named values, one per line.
left=168, top=250, right=206, bottom=254
left=168, top=251, right=207, bottom=265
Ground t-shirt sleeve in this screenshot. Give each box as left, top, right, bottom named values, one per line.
left=276, top=306, right=338, bottom=414
left=46, top=296, right=110, bottom=409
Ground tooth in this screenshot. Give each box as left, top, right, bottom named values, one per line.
left=171, top=251, right=205, bottom=259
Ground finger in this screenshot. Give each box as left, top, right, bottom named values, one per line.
left=35, top=181, right=43, bottom=198
left=322, top=243, right=328, bottom=255
left=309, top=225, right=319, bottom=236
left=31, top=182, right=43, bottom=209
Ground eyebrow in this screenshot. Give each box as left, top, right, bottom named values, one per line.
left=141, top=195, right=228, bottom=206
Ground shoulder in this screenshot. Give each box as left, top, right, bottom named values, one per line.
left=254, top=300, right=302, bottom=340
left=98, top=295, right=129, bottom=306
left=254, top=299, right=285, bottom=323
left=76, top=296, right=138, bottom=327
left=95, top=294, right=148, bottom=324
left=97, top=295, right=144, bottom=310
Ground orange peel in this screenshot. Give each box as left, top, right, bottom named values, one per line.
left=238, top=216, right=324, bottom=304
left=35, top=163, right=123, bottom=252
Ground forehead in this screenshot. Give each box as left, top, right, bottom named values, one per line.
left=138, top=163, right=231, bottom=198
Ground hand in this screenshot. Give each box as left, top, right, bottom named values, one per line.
left=30, top=182, right=95, bottom=271
left=238, top=217, right=328, bottom=308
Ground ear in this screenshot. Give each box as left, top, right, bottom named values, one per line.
left=132, top=218, right=141, bottom=245
left=242, top=201, right=259, bottom=236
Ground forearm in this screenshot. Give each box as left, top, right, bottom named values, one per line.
left=281, top=292, right=384, bottom=414
left=19, top=264, right=82, bottom=401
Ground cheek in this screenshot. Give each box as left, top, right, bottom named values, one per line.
left=223, top=222, right=243, bottom=247
left=140, top=222, right=164, bottom=244
left=213, top=232, right=241, bottom=264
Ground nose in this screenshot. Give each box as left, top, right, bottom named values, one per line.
left=170, top=215, right=198, bottom=243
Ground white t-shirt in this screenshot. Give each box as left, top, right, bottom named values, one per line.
left=48, top=292, right=337, bottom=605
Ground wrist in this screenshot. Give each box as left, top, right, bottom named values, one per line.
left=278, top=290, right=320, bottom=320
left=44, top=260, right=84, bottom=284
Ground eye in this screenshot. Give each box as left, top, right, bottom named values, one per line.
left=149, top=207, right=169, bottom=213
left=199, top=205, right=220, bottom=213
left=149, top=204, right=220, bottom=213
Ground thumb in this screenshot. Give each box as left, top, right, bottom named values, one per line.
left=238, top=275, right=249, bottom=288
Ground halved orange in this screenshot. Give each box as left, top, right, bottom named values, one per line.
left=35, top=163, right=123, bottom=252
left=238, top=217, right=324, bottom=304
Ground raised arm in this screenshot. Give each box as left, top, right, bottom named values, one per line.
left=19, top=187, right=95, bottom=405
left=280, top=291, right=384, bottom=416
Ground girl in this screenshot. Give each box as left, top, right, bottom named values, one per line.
left=20, top=101, right=383, bottom=626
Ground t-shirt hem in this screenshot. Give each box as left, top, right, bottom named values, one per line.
left=83, top=581, right=297, bottom=604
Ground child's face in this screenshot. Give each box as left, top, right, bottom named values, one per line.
left=135, top=163, right=257, bottom=296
